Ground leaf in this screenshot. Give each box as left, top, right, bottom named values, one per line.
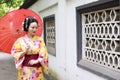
left=0, top=0, right=24, bottom=17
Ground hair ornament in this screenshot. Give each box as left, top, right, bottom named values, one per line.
left=25, top=18, right=28, bottom=28
left=33, top=16, right=36, bottom=19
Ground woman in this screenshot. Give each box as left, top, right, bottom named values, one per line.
left=11, top=16, right=48, bottom=80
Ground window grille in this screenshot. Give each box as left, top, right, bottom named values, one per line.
left=82, top=7, right=120, bottom=71
left=44, top=15, right=56, bottom=56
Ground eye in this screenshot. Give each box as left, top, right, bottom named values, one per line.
left=32, top=26, right=38, bottom=29
left=31, top=27, right=34, bottom=29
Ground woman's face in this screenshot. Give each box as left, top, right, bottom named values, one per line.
left=27, top=22, right=38, bottom=36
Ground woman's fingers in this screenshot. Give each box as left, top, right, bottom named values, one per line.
left=28, top=60, right=39, bottom=65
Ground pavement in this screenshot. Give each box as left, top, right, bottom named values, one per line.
left=0, top=52, right=57, bottom=80
left=0, top=52, right=17, bottom=80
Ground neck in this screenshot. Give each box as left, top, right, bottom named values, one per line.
left=27, top=33, right=34, bottom=39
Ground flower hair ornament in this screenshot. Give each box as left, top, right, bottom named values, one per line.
left=25, top=17, right=28, bottom=29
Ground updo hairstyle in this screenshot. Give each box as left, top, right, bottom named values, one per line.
left=23, top=16, right=38, bottom=32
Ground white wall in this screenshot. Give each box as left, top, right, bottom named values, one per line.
left=29, top=0, right=107, bottom=80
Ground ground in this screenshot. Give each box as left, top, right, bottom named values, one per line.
left=0, top=52, right=57, bottom=80
left=0, top=52, right=17, bottom=80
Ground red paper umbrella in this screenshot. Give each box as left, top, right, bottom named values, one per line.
left=0, top=9, right=43, bottom=53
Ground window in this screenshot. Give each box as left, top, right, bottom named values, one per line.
left=76, top=0, right=120, bottom=79
left=83, top=6, right=120, bottom=71
left=43, top=15, right=56, bottom=56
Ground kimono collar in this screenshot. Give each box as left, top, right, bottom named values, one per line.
left=24, top=34, right=37, bottom=41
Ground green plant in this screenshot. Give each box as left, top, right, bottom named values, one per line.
left=0, top=0, right=24, bottom=17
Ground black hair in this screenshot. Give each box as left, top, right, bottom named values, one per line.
left=23, top=16, right=38, bottom=32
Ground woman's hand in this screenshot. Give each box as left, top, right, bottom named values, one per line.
left=28, top=59, right=39, bottom=65
left=20, top=45, right=30, bottom=57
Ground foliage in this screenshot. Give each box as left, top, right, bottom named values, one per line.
left=0, top=0, right=24, bottom=17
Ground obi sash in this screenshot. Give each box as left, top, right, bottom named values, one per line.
left=23, top=54, right=42, bottom=67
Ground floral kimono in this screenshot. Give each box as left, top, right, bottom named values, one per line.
left=11, top=35, right=48, bottom=80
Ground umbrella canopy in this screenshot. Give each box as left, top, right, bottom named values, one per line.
left=0, top=9, right=43, bottom=53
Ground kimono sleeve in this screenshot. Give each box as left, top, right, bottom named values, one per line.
left=11, top=38, right=25, bottom=70
left=38, top=38, right=48, bottom=74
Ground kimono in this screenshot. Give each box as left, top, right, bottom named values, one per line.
left=11, top=35, right=48, bottom=80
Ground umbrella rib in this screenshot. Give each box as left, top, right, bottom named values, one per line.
left=1, top=39, right=14, bottom=53
left=0, top=32, right=12, bottom=36
left=0, top=37, right=11, bottom=47
left=0, top=35, right=12, bottom=41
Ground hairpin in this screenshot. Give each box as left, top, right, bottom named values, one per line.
left=25, top=18, right=28, bottom=28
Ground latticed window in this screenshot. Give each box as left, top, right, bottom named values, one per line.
left=82, top=7, right=120, bottom=71
left=44, top=15, right=56, bottom=56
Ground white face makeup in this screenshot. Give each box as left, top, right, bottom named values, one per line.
left=27, top=22, right=38, bottom=36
